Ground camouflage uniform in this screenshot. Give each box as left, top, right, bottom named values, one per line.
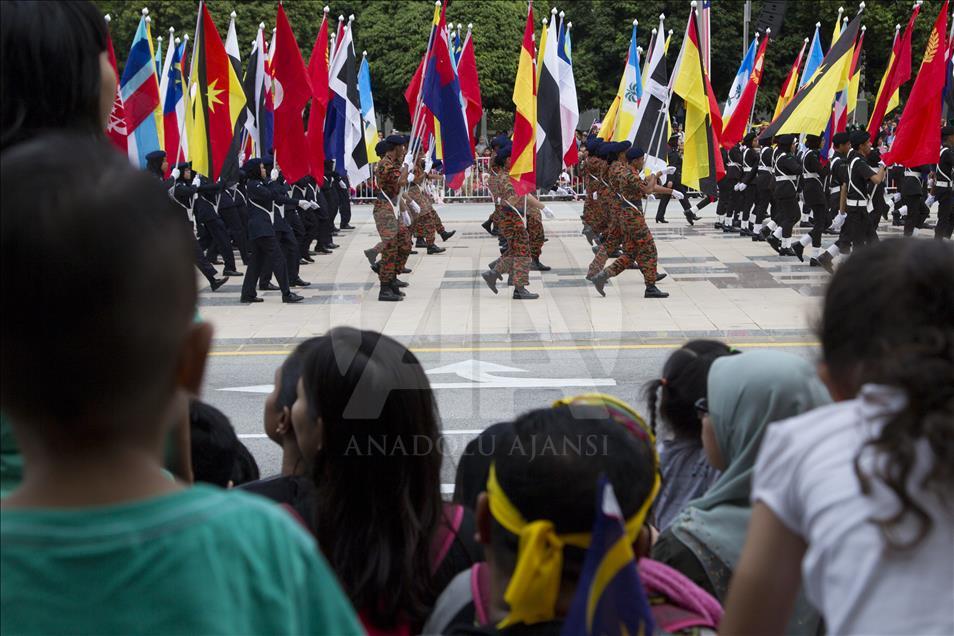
left=587, top=161, right=626, bottom=278
left=582, top=154, right=607, bottom=234
left=604, top=164, right=657, bottom=284
left=408, top=173, right=438, bottom=245
left=490, top=170, right=530, bottom=287
left=526, top=206, right=545, bottom=259
left=372, top=156, right=404, bottom=283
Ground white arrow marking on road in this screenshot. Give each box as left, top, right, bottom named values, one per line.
left=219, top=359, right=616, bottom=393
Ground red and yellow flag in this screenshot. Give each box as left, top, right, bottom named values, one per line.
left=868, top=4, right=921, bottom=137
left=773, top=38, right=807, bottom=121
left=510, top=2, right=537, bottom=196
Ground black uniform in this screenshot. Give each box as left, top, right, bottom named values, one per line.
left=772, top=148, right=802, bottom=239
left=264, top=178, right=303, bottom=286
left=291, top=178, right=316, bottom=261
left=866, top=148, right=888, bottom=242
left=802, top=149, right=829, bottom=248
left=240, top=176, right=293, bottom=302
left=336, top=172, right=353, bottom=230
left=842, top=149, right=877, bottom=251
left=308, top=177, right=335, bottom=250
left=716, top=147, right=740, bottom=226
left=752, top=145, right=775, bottom=234
left=218, top=183, right=250, bottom=265
left=192, top=180, right=238, bottom=273
left=899, top=166, right=929, bottom=237
left=321, top=164, right=341, bottom=232
left=935, top=145, right=954, bottom=239
left=655, top=144, right=701, bottom=223
left=171, top=177, right=221, bottom=285
left=827, top=151, right=848, bottom=232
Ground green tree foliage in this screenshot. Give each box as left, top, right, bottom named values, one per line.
left=96, top=0, right=947, bottom=130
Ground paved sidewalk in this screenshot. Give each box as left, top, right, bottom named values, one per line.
left=198, top=200, right=912, bottom=348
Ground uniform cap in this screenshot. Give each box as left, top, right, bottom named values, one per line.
left=849, top=130, right=870, bottom=147
left=625, top=146, right=646, bottom=160
left=146, top=150, right=166, bottom=162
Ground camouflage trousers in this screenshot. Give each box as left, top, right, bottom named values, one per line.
left=605, top=208, right=657, bottom=285
left=414, top=209, right=445, bottom=245
left=582, top=195, right=607, bottom=235
left=587, top=207, right=623, bottom=278
left=492, top=209, right=530, bottom=287
left=373, top=202, right=405, bottom=283
left=527, top=207, right=544, bottom=259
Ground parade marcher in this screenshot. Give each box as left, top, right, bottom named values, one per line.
left=724, top=142, right=746, bottom=232
left=757, top=135, right=800, bottom=257
left=751, top=136, right=776, bottom=241
left=898, top=163, right=931, bottom=237
left=218, top=180, right=251, bottom=266
left=480, top=144, right=540, bottom=300
left=320, top=159, right=343, bottom=242
left=591, top=146, right=675, bottom=299
left=335, top=171, right=354, bottom=231
left=656, top=135, right=706, bottom=225
left=264, top=161, right=313, bottom=289
left=292, top=176, right=318, bottom=263
left=934, top=125, right=954, bottom=239
left=306, top=175, right=335, bottom=254
left=715, top=146, right=740, bottom=229
left=192, top=174, right=242, bottom=277
left=866, top=137, right=890, bottom=243
left=798, top=134, right=830, bottom=265
left=370, top=135, right=412, bottom=302
left=481, top=133, right=511, bottom=236
left=734, top=132, right=759, bottom=235
left=165, top=158, right=228, bottom=292
left=581, top=135, right=608, bottom=240
left=409, top=159, right=456, bottom=254
left=817, top=130, right=886, bottom=273
left=238, top=158, right=302, bottom=304
left=586, top=142, right=630, bottom=280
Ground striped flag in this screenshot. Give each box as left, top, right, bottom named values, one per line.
left=159, top=32, right=183, bottom=170
left=104, top=15, right=128, bottom=154
left=846, top=27, right=866, bottom=122
left=630, top=13, right=670, bottom=172
left=326, top=19, right=370, bottom=185
left=800, top=23, right=824, bottom=88
left=536, top=9, right=562, bottom=190
left=613, top=21, right=642, bottom=142
left=242, top=26, right=271, bottom=158
left=120, top=15, right=162, bottom=168
left=358, top=53, right=380, bottom=163
left=458, top=27, right=484, bottom=156
left=724, top=37, right=758, bottom=123
left=773, top=38, right=808, bottom=120
left=699, top=0, right=711, bottom=76
left=868, top=4, right=921, bottom=137
left=510, top=1, right=537, bottom=195
left=556, top=16, right=579, bottom=168
left=722, top=31, right=769, bottom=148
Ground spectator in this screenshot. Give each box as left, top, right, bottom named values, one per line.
left=722, top=239, right=954, bottom=635
left=652, top=350, right=830, bottom=634
left=1, top=0, right=114, bottom=151
left=189, top=399, right=259, bottom=487
left=293, top=327, right=480, bottom=634
left=642, top=340, right=735, bottom=531
left=0, top=135, right=362, bottom=635
left=452, top=422, right=512, bottom=511
left=426, top=397, right=721, bottom=635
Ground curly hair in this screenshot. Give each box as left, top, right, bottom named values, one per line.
left=819, top=239, right=954, bottom=550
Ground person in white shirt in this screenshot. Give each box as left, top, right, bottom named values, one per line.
left=721, top=238, right=954, bottom=636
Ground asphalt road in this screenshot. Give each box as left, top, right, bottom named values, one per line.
left=203, top=342, right=818, bottom=493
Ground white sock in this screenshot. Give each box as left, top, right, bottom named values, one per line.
left=898, top=205, right=908, bottom=217
left=800, top=212, right=809, bottom=222
left=766, top=220, right=778, bottom=231
left=782, top=237, right=791, bottom=249
left=799, top=234, right=812, bottom=247
left=690, top=205, right=699, bottom=214
left=814, top=247, right=823, bottom=258
left=717, top=214, right=725, bottom=223
left=754, top=223, right=763, bottom=233
left=773, top=227, right=783, bottom=240
left=826, top=244, right=840, bottom=257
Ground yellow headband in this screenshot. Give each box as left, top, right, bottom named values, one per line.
left=487, top=463, right=661, bottom=628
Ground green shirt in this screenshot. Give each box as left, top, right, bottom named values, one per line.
left=1, top=485, right=363, bottom=635
left=0, top=416, right=23, bottom=499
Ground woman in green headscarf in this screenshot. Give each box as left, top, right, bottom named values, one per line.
left=651, top=349, right=831, bottom=635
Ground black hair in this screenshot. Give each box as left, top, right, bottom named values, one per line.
left=452, top=421, right=512, bottom=511
left=299, top=327, right=444, bottom=628
left=642, top=340, right=735, bottom=438
left=276, top=338, right=322, bottom=411
left=489, top=405, right=655, bottom=574
left=230, top=441, right=260, bottom=486
left=1, top=134, right=195, bottom=433
left=1, top=1, right=108, bottom=151
left=189, top=400, right=240, bottom=488
left=820, top=239, right=954, bottom=550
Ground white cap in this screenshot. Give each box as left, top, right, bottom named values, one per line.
left=324, top=6, right=329, bottom=13
left=362, top=50, right=367, bottom=56
left=141, top=7, right=148, bottom=16
left=633, top=18, right=638, bottom=26
left=230, top=10, right=236, bottom=18
left=559, top=10, right=565, bottom=18
left=104, top=13, right=111, bottom=22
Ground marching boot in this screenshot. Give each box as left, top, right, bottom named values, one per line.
left=210, top=277, right=229, bottom=291
left=791, top=242, right=805, bottom=262
left=480, top=219, right=494, bottom=235
left=530, top=258, right=551, bottom=271
left=282, top=292, right=304, bottom=303
left=481, top=269, right=501, bottom=294
left=816, top=251, right=836, bottom=274
left=440, top=229, right=456, bottom=241
left=591, top=270, right=609, bottom=297
left=512, top=286, right=539, bottom=300
left=378, top=283, right=403, bottom=301
left=644, top=284, right=669, bottom=298
left=363, top=248, right=378, bottom=267
left=415, top=237, right=427, bottom=248
left=389, top=281, right=406, bottom=297
left=392, top=278, right=409, bottom=288
left=427, top=244, right=446, bottom=254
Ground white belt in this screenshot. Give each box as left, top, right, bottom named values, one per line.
left=775, top=175, right=797, bottom=182
left=803, top=172, right=820, bottom=178
left=846, top=198, right=868, bottom=206
left=936, top=179, right=951, bottom=187
left=904, top=170, right=920, bottom=177
left=728, top=162, right=741, bottom=168
left=829, top=186, right=842, bottom=193
left=758, top=167, right=772, bottom=172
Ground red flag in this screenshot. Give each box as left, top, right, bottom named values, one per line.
left=404, top=56, right=435, bottom=143
left=883, top=1, right=948, bottom=167
left=510, top=2, right=537, bottom=196
left=272, top=4, right=312, bottom=182
left=307, top=10, right=330, bottom=182
left=721, top=33, right=769, bottom=148
left=868, top=4, right=921, bottom=137
left=104, top=19, right=128, bottom=154
left=457, top=30, right=483, bottom=155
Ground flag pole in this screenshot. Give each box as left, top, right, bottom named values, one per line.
left=748, top=29, right=769, bottom=131
left=174, top=0, right=203, bottom=168
left=409, top=1, right=443, bottom=161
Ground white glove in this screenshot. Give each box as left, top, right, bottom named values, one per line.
left=926, top=195, right=936, bottom=207
left=737, top=182, right=748, bottom=192
left=891, top=192, right=902, bottom=203
left=402, top=152, right=414, bottom=170
left=409, top=199, right=421, bottom=214
left=666, top=166, right=677, bottom=175
left=542, top=205, right=555, bottom=219
left=671, top=189, right=685, bottom=201
left=310, top=201, right=320, bottom=210
left=407, top=173, right=415, bottom=183
left=829, top=212, right=847, bottom=232
left=591, top=192, right=598, bottom=200
left=401, top=210, right=412, bottom=226
left=270, top=168, right=279, bottom=181
left=338, top=179, right=347, bottom=189
left=297, top=200, right=309, bottom=210
left=898, top=205, right=908, bottom=216
left=191, top=175, right=201, bottom=187
left=171, top=168, right=180, bottom=180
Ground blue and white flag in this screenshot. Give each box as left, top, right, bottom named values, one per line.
left=723, top=36, right=757, bottom=122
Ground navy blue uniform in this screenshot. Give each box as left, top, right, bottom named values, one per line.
left=170, top=178, right=220, bottom=285
left=240, top=178, right=292, bottom=301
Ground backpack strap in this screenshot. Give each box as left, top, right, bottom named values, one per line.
left=471, top=563, right=492, bottom=627
left=431, top=503, right=465, bottom=574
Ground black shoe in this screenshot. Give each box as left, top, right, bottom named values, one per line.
left=316, top=247, right=333, bottom=255
left=691, top=213, right=702, bottom=221
left=530, top=258, right=551, bottom=271
left=791, top=242, right=805, bottom=262
left=371, top=262, right=380, bottom=273
left=240, top=296, right=264, bottom=303
left=488, top=259, right=499, bottom=271
left=645, top=284, right=669, bottom=298
left=739, top=227, right=754, bottom=237
left=817, top=251, right=835, bottom=274
left=723, top=224, right=737, bottom=233
left=505, top=274, right=513, bottom=287
left=401, top=267, right=412, bottom=274
left=440, top=229, right=456, bottom=241
left=684, top=213, right=696, bottom=226
left=222, top=269, right=244, bottom=276
left=427, top=244, right=446, bottom=254
left=512, top=286, right=539, bottom=300
left=592, top=271, right=609, bottom=297
left=299, top=258, right=311, bottom=265
left=656, top=218, right=669, bottom=224
left=582, top=225, right=596, bottom=245
left=325, top=243, right=339, bottom=249
left=809, top=257, right=822, bottom=267
left=409, top=250, right=419, bottom=255
left=363, top=248, right=377, bottom=266
left=591, top=245, right=600, bottom=255
left=751, top=234, right=765, bottom=242
left=378, top=285, right=403, bottom=301
left=415, top=237, right=427, bottom=248
left=302, top=256, right=315, bottom=263
left=209, top=258, right=224, bottom=265
left=714, top=221, right=724, bottom=229
left=389, top=281, right=406, bottom=297
left=823, top=228, right=840, bottom=235
left=779, top=247, right=796, bottom=257
left=339, top=224, right=356, bottom=230
left=490, top=227, right=499, bottom=236
left=210, top=277, right=228, bottom=291
left=282, top=292, right=304, bottom=303
left=767, top=236, right=783, bottom=254
left=481, top=269, right=500, bottom=294
left=799, top=221, right=814, bottom=228
left=656, top=272, right=667, bottom=282
left=259, top=282, right=280, bottom=291
left=331, top=230, right=341, bottom=236
left=292, top=278, right=311, bottom=287
left=759, top=226, right=772, bottom=239
left=609, top=249, right=622, bottom=258
left=392, top=278, right=409, bottom=288
left=481, top=219, right=495, bottom=235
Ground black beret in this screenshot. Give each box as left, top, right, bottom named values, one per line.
left=242, top=158, right=263, bottom=175
left=585, top=136, right=603, bottom=153
left=263, top=155, right=274, bottom=167
left=849, top=130, right=870, bottom=147
left=668, top=134, right=680, bottom=146
left=776, top=134, right=795, bottom=147
left=604, top=141, right=632, bottom=155
left=804, top=134, right=822, bottom=144
left=375, top=140, right=394, bottom=156
left=490, top=134, right=510, bottom=149
left=176, top=161, right=191, bottom=170
left=146, top=150, right=166, bottom=162
left=626, top=146, right=646, bottom=160
left=832, top=131, right=851, bottom=146
left=743, top=132, right=757, bottom=146
left=942, top=125, right=954, bottom=137
left=385, top=134, right=407, bottom=146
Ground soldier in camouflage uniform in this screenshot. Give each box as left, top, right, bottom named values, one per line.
left=592, top=146, right=676, bottom=299
left=410, top=159, right=456, bottom=253
left=586, top=141, right=629, bottom=279
left=580, top=135, right=606, bottom=244
left=480, top=144, right=539, bottom=300
left=370, top=135, right=411, bottom=301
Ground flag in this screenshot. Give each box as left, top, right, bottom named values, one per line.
left=760, top=13, right=861, bottom=140
left=699, top=0, right=711, bottom=76
left=160, top=33, right=184, bottom=170
left=800, top=23, right=824, bottom=88
left=404, top=56, right=436, bottom=149
left=557, top=17, right=579, bottom=168
left=629, top=14, right=670, bottom=172
left=868, top=4, right=921, bottom=137
left=104, top=16, right=128, bottom=154
left=307, top=10, right=330, bottom=182
left=145, top=17, right=165, bottom=151
left=613, top=21, right=642, bottom=142
left=271, top=4, right=312, bottom=183
left=773, top=38, right=807, bottom=120
left=871, top=26, right=902, bottom=130
left=672, top=7, right=723, bottom=197
left=642, top=29, right=656, bottom=89
left=451, top=27, right=464, bottom=64
left=187, top=2, right=247, bottom=181
left=358, top=53, right=380, bottom=163
left=326, top=20, right=370, bottom=185
left=173, top=40, right=188, bottom=163
left=722, top=32, right=769, bottom=148
left=598, top=20, right=640, bottom=142
left=944, top=21, right=954, bottom=116
left=120, top=15, right=162, bottom=168
left=846, top=27, right=865, bottom=121
left=511, top=2, right=537, bottom=196
left=664, top=29, right=673, bottom=54
left=724, top=36, right=758, bottom=122
left=422, top=2, right=473, bottom=184
left=458, top=27, right=484, bottom=156
left=537, top=10, right=562, bottom=189
left=243, top=27, right=273, bottom=158
left=155, top=35, right=163, bottom=75
left=561, top=478, right=655, bottom=636
left=884, top=1, right=949, bottom=167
